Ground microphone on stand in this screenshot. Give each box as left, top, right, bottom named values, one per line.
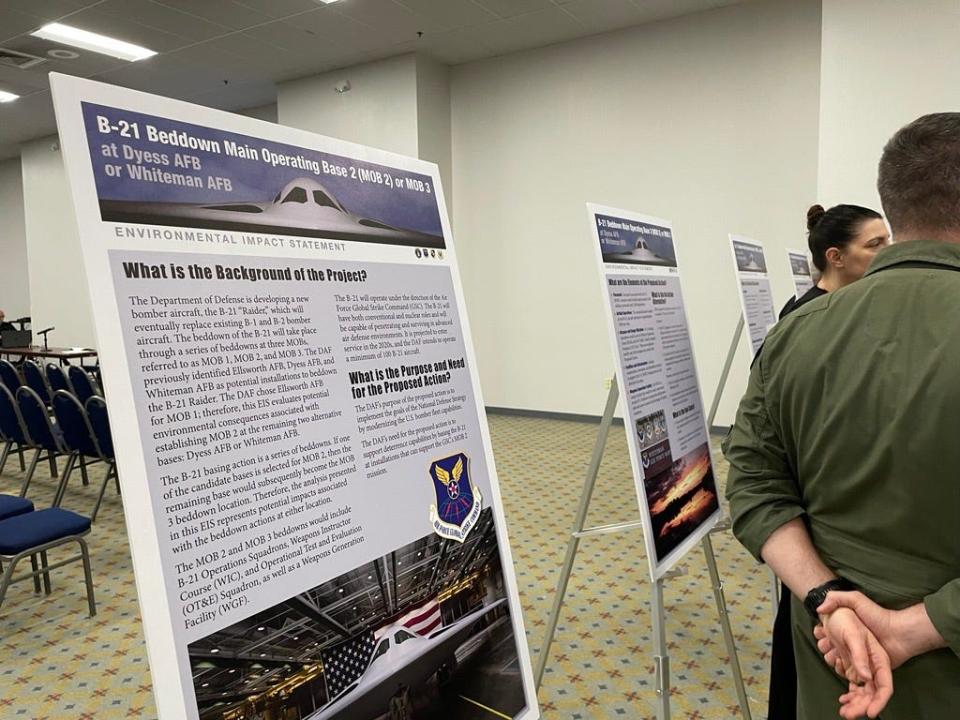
left=36, top=327, right=54, bottom=351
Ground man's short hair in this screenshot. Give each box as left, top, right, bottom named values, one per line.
left=878, top=112, right=960, bottom=235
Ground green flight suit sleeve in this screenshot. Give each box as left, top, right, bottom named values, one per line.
left=722, top=351, right=805, bottom=562
left=925, top=580, right=960, bottom=657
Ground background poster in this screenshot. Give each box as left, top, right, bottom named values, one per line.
left=787, top=248, right=815, bottom=298
left=588, top=204, right=721, bottom=581
left=729, top=235, right=777, bottom=355
left=51, top=74, right=538, bottom=720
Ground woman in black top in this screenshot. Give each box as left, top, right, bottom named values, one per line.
left=767, top=203, right=890, bottom=719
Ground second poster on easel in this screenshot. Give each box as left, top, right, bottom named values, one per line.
left=587, top=204, right=721, bottom=581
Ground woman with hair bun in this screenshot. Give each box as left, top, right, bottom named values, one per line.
left=766, top=202, right=889, bottom=719
left=778, top=204, right=890, bottom=319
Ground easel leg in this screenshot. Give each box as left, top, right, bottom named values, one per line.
left=769, top=568, right=780, bottom=621
left=534, top=377, right=620, bottom=690
left=702, top=534, right=753, bottom=719
left=651, top=578, right=671, bottom=720
left=706, top=316, right=745, bottom=429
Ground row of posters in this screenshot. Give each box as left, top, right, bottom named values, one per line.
left=51, top=73, right=818, bottom=720
left=52, top=74, right=538, bottom=720
left=591, top=210, right=817, bottom=580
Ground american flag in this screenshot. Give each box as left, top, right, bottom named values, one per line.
left=376, top=599, right=443, bottom=640
left=321, top=631, right=377, bottom=700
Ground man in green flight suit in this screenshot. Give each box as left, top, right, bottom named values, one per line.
left=724, top=112, right=960, bottom=719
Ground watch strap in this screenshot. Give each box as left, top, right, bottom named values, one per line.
left=803, top=578, right=856, bottom=621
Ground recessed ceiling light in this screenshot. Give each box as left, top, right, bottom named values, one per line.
left=47, top=48, right=79, bottom=60
left=0, top=91, right=20, bottom=103
left=31, top=23, right=156, bottom=62
left=315, top=0, right=341, bottom=4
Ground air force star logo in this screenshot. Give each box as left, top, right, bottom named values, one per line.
left=429, top=452, right=482, bottom=542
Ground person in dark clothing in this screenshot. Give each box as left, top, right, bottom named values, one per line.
left=0, top=310, right=15, bottom=332
left=766, top=202, right=889, bottom=720
left=778, top=204, right=890, bottom=320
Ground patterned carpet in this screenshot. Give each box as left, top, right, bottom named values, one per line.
left=0, top=414, right=774, bottom=719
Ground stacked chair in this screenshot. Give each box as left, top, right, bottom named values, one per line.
left=0, top=361, right=111, bottom=617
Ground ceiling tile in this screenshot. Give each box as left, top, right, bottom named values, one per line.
left=243, top=17, right=348, bottom=56
left=0, top=65, right=51, bottom=94
left=0, top=9, right=47, bottom=42
left=230, top=0, right=323, bottom=21
left=150, top=0, right=275, bottom=31
left=274, top=8, right=372, bottom=46
left=481, top=7, right=585, bottom=56
left=333, top=0, right=445, bottom=38
left=2, top=0, right=99, bottom=24
left=94, top=0, right=231, bottom=43
left=5, top=34, right=130, bottom=77
left=473, top=0, right=554, bottom=20
left=53, top=7, right=191, bottom=52
left=395, top=0, right=497, bottom=31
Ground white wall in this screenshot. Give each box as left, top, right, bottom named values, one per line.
left=278, top=53, right=452, bottom=214
left=20, top=136, right=94, bottom=348
left=818, top=0, right=960, bottom=210
left=416, top=55, right=453, bottom=214
left=0, top=157, right=30, bottom=320
left=451, top=0, right=822, bottom=424
left=278, top=55, right=420, bottom=157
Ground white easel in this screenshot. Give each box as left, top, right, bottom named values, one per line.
left=533, top=376, right=753, bottom=720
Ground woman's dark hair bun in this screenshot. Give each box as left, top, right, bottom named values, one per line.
left=806, top=204, right=826, bottom=232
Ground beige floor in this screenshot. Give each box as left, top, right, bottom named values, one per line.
left=0, top=414, right=774, bottom=719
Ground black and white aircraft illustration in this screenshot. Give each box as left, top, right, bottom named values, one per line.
left=606, top=237, right=674, bottom=265
left=307, top=599, right=508, bottom=720
left=100, top=177, right=444, bottom=247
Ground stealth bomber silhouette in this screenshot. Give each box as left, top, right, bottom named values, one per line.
left=100, top=177, right=444, bottom=247
left=605, top=238, right=675, bottom=266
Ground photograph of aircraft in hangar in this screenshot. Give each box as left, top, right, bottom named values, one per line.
left=189, top=508, right=527, bottom=720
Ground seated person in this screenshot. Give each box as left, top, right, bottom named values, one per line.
left=0, top=310, right=16, bottom=332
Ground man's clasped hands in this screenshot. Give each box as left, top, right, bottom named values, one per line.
left=812, top=591, right=944, bottom=719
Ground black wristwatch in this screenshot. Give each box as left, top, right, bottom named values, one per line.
left=803, top=578, right=856, bottom=621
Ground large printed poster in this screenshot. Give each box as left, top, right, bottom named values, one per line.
left=729, top=235, right=777, bottom=355
left=786, top=248, right=815, bottom=299
left=51, top=74, right=538, bottom=720
left=589, top=205, right=721, bottom=580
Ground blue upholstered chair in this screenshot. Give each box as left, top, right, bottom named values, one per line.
left=51, top=391, right=110, bottom=521
left=45, top=363, right=72, bottom=395
left=0, top=385, right=28, bottom=474
left=0, top=495, right=37, bottom=593
left=0, top=495, right=33, bottom=521
left=0, top=508, right=95, bottom=616
left=16, top=387, right=64, bottom=498
left=83, top=396, right=119, bottom=519
left=22, top=360, right=51, bottom=406
left=0, top=359, right=21, bottom=395
left=68, top=366, right=101, bottom=405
